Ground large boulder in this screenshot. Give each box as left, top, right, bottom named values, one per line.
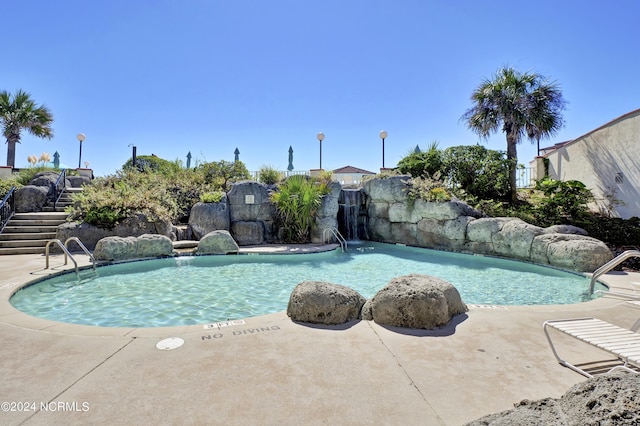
left=492, top=219, right=545, bottom=260
left=29, top=171, right=70, bottom=188
left=188, top=199, right=230, bottom=240
left=287, top=281, right=366, bottom=325
left=196, top=230, right=239, bottom=255
left=465, top=371, right=640, bottom=426
left=369, top=274, right=468, bottom=329
left=15, top=185, right=49, bottom=212
left=531, top=233, right=613, bottom=272
left=93, top=234, right=174, bottom=261
left=363, top=175, right=410, bottom=203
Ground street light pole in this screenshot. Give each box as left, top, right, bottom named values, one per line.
left=317, top=132, right=325, bottom=170
left=77, top=133, right=86, bottom=168
left=379, top=130, right=388, bottom=169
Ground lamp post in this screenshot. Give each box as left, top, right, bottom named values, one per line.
left=379, top=130, right=388, bottom=169
left=317, top=132, right=325, bottom=170
left=77, top=133, right=86, bottom=168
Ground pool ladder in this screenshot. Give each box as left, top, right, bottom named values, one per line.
left=45, top=237, right=96, bottom=279
left=322, top=227, right=348, bottom=252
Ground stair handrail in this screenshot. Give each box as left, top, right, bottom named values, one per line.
left=64, top=237, right=96, bottom=271
left=322, top=227, right=348, bottom=252
left=51, top=168, right=67, bottom=209
left=0, top=186, right=16, bottom=233
left=589, top=249, right=640, bottom=295
left=45, top=239, right=78, bottom=278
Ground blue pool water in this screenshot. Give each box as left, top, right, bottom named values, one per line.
left=10, top=242, right=603, bottom=328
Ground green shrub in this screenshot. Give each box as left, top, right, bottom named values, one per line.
left=406, top=173, right=451, bottom=205
left=200, top=191, right=224, bottom=203
left=533, top=178, right=593, bottom=226
left=441, top=145, right=512, bottom=201
left=270, top=175, right=329, bottom=243
left=122, top=155, right=182, bottom=176
left=258, top=166, right=282, bottom=185
left=397, top=142, right=443, bottom=177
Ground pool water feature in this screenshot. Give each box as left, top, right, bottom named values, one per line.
left=10, top=242, right=604, bottom=328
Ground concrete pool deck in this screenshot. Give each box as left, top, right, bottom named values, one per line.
left=0, top=249, right=639, bottom=425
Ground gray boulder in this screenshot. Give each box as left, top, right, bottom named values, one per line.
left=188, top=199, right=230, bottom=240
left=227, top=181, right=276, bottom=222
left=492, top=219, right=545, bottom=260
left=531, top=233, right=613, bottom=272
left=369, top=274, right=468, bottom=329
left=15, top=185, right=49, bottom=212
left=231, top=221, right=264, bottom=245
left=466, top=371, right=640, bottom=426
left=67, top=175, right=91, bottom=188
left=93, top=234, right=174, bottom=261
left=310, top=181, right=341, bottom=243
left=196, top=230, right=239, bottom=255
left=94, top=236, right=138, bottom=261
left=363, top=174, right=410, bottom=203
left=136, top=234, right=174, bottom=258
left=287, top=281, right=366, bottom=325
left=29, top=171, right=70, bottom=188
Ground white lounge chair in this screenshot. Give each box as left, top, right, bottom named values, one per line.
left=543, top=317, right=640, bottom=377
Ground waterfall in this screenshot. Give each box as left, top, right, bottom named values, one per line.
left=338, top=189, right=366, bottom=241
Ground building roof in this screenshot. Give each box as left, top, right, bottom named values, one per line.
left=332, top=165, right=376, bottom=175
left=540, top=107, right=640, bottom=157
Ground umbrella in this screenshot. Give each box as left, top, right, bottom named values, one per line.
left=287, top=146, right=294, bottom=171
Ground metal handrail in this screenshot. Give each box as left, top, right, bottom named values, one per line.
left=51, top=168, right=67, bottom=209
left=64, top=237, right=96, bottom=271
left=589, top=250, right=640, bottom=294
left=322, top=227, right=347, bottom=252
left=45, top=239, right=78, bottom=278
left=0, top=186, right=16, bottom=233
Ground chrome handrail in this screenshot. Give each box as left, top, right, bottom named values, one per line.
left=64, top=237, right=96, bottom=271
left=322, top=227, right=347, bottom=252
left=589, top=250, right=640, bottom=294
left=45, top=239, right=78, bottom=278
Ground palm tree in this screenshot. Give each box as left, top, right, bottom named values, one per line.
left=462, top=67, right=566, bottom=202
left=0, top=89, right=54, bottom=168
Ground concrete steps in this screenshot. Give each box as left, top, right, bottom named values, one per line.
left=0, top=190, right=76, bottom=255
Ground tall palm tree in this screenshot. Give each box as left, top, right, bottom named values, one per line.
left=462, top=67, right=566, bottom=202
left=0, top=89, right=54, bottom=167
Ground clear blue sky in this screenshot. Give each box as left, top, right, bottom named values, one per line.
left=3, top=0, right=639, bottom=177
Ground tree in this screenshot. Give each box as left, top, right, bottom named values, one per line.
left=197, top=160, right=250, bottom=190
left=462, top=67, right=566, bottom=202
left=396, top=141, right=443, bottom=178
left=0, top=90, right=54, bottom=167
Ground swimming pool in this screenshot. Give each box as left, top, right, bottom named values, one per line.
left=10, top=242, right=604, bottom=328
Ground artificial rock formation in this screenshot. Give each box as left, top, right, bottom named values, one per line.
left=367, top=274, right=468, bottom=329
left=287, top=281, right=366, bottom=325
left=363, top=175, right=613, bottom=272
left=58, top=213, right=174, bottom=251
left=188, top=199, right=230, bottom=240
left=466, top=371, right=640, bottom=425
left=196, top=230, right=239, bottom=255
left=226, top=181, right=276, bottom=245
left=310, top=181, right=341, bottom=243
left=93, top=234, right=174, bottom=261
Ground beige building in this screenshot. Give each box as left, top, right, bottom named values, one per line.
left=332, top=165, right=376, bottom=187
left=531, top=108, right=640, bottom=219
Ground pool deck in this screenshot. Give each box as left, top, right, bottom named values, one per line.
left=1, top=249, right=639, bottom=425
